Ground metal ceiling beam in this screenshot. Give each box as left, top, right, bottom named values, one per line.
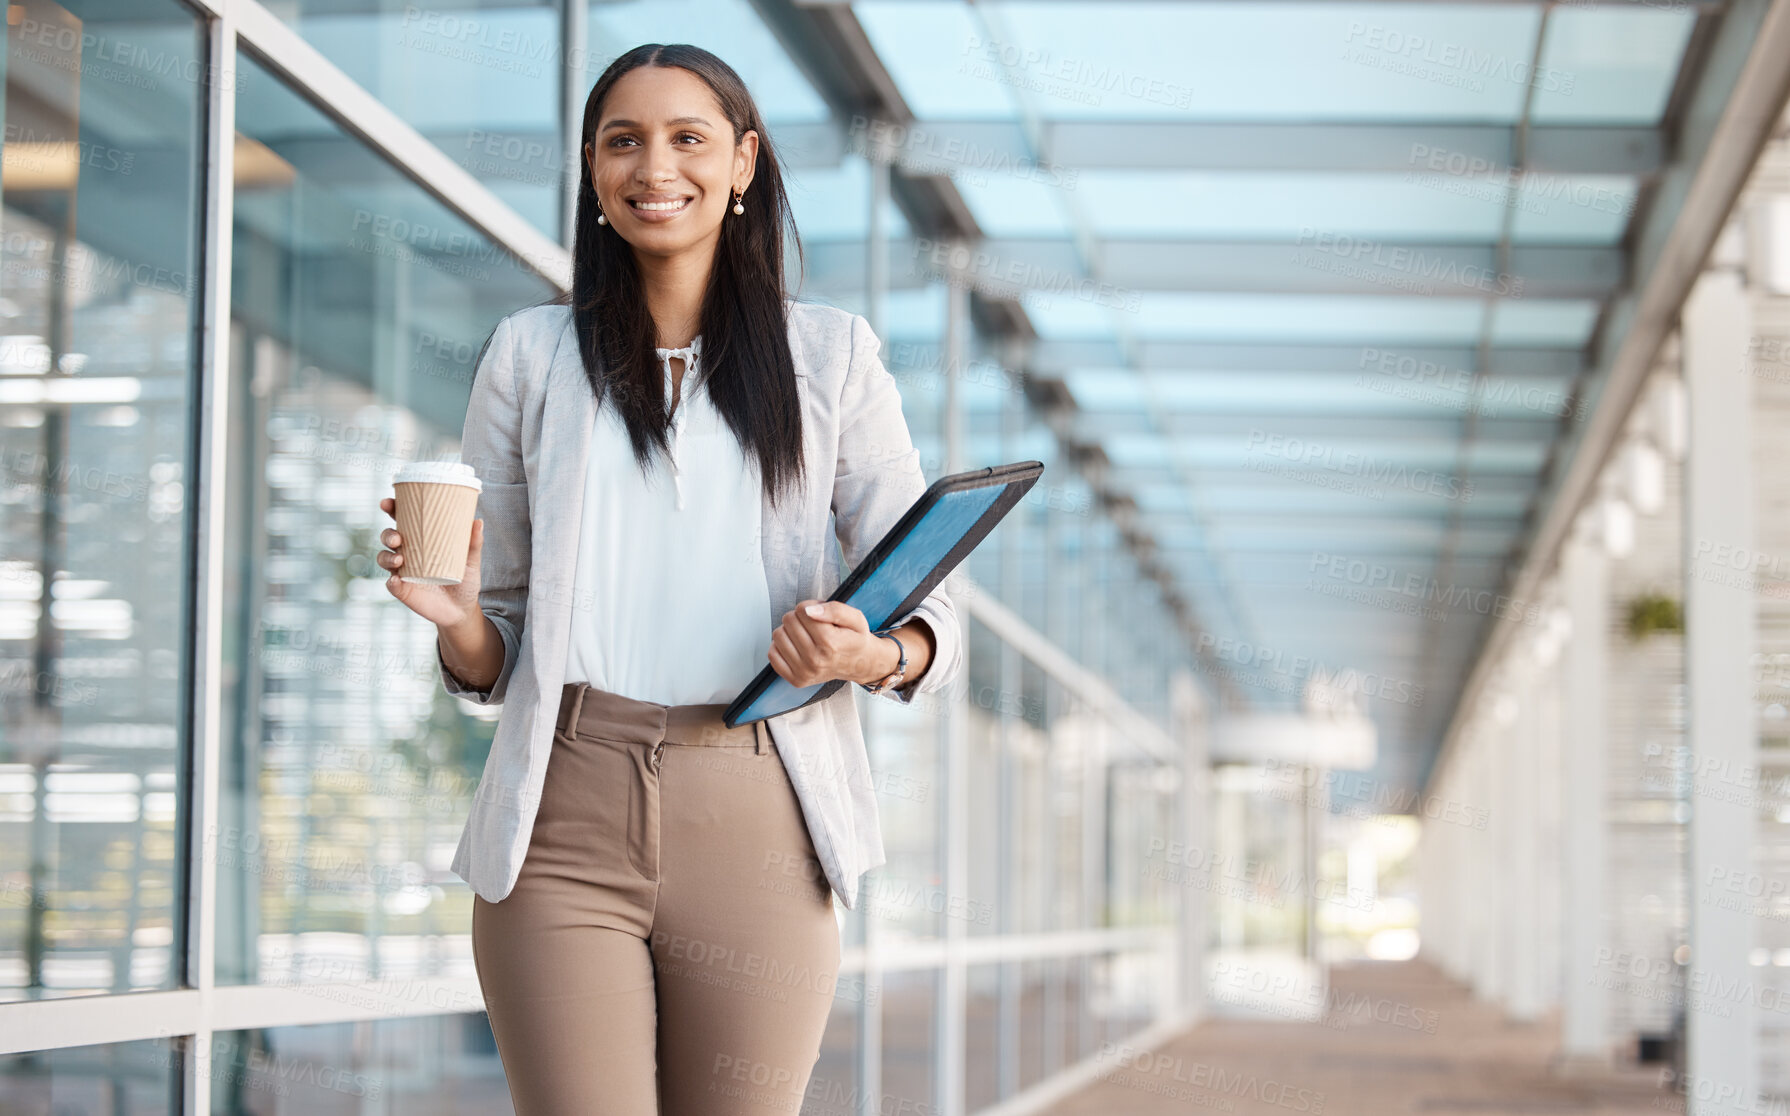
left=1024, top=340, right=1586, bottom=375
left=857, top=119, right=1664, bottom=176
left=805, top=237, right=1625, bottom=298
left=1068, top=415, right=1565, bottom=440
left=795, top=0, right=1717, bottom=6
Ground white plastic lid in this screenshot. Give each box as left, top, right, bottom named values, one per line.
left=393, top=459, right=482, bottom=491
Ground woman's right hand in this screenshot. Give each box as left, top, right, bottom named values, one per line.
left=377, top=496, right=486, bottom=631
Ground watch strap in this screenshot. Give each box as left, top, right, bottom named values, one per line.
left=861, top=631, right=907, bottom=694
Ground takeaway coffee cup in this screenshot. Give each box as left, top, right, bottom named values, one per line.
left=391, top=460, right=483, bottom=585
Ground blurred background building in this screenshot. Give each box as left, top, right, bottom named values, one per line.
left=0, top=0, right=1788, bottom=1113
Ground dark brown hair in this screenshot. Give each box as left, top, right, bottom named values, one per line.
left=547, top=43, right=807, bottom=509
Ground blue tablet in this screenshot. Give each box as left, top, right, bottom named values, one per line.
left=724, top=460, right=1045, bottom=727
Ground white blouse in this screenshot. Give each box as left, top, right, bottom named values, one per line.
left=560, top=335, right=776, bottom=705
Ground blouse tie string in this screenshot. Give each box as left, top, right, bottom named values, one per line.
left=654, top=334, right=702, bottom=511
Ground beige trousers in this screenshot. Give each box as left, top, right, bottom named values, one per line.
left=472, top=682, right=842, bottom=1115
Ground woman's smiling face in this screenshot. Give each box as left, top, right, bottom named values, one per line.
left=586, top=65, right=758, bottom=259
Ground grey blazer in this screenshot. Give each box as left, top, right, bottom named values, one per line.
left=438, top=298, right=964, bottom=911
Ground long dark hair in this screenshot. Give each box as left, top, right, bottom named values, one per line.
left=552, top=43, right=807, bottom=510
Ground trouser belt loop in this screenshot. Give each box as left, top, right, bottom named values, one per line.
left=754, top=720, right=769, bottom=755
left=567, top=683, right=587, bottom=736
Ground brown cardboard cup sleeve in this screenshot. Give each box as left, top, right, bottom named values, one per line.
left=392, top=460, right=483, bottom=585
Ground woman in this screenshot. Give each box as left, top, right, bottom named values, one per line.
left=374, top=43, right=962, bottom=1116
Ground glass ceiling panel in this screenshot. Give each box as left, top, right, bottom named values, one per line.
left=881, top=286, right=950, bottom=339
left=954, top=175, right=1076, bottom=238
left=1134, top=294, right=1489, bottom=343
left=1530, top=6, right=1698, bottom=125
left=589, top=0, right=832, bottom=123
left=1063, top=171, right=1640, bottom=242
left=951, top=1, right=1542, bottom=122
left=786, top=156, right=913, bottom=240
left=853, top=1, right=1022, bottom=119
left=1489, top=299, right=1600, bottom=345
left=1168, top=436, right=1546, bottom=472
left=1508, top=175, right=1638, bottom=243
left=1065, top=370, right=1575, bottom=417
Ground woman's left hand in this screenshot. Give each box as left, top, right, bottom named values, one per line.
left=769, top=600, right=893, bottom=688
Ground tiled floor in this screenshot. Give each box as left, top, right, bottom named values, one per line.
left=1040, top=958, right=1683, bottom=1115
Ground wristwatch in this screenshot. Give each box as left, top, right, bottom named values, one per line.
left=860, top=630, right=908, bottom=695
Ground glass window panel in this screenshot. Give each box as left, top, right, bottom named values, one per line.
left=1019, top=957, right=1047, bottom=1089
left=876, top=968, right=937, bottom=1115
left=810, top=986, right=859, bottom=1116
left=0, top=0, right=203, bottom=1003
left=0, top=1035, right=182, bottom=1112
left=1531, top=6, right=1699, bottom=124
left=216, top=49, right=556, bottom=989
left=269, top=2, right=565, bottom=239
left=210, top=1015, right=506, bottom=1113
left=963, top=961, right=1000, bottom=1109
left=862, top=697, right=943, bottom=941
left=964, top=703, right=1002, bottom=940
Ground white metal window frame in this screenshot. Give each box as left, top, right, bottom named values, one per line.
left=0, top=4, right=1184, bottom=1115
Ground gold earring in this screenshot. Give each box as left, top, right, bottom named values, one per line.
left=597, top=207, right=607, bottom=226
left=732, top=189, right=745, bottom=215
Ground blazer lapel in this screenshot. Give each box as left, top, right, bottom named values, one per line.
left=761, top=316, right=820, bottom=635
left=531, top=315, right=597, bottom=695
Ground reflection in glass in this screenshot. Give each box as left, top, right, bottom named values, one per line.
left=878, top=968, right=937, bottom=1115
left=267, top=0, right=566, bottom=240
left=0, top=1035, right=182, bottom=1113
left=209, top=1015, right=505, bottom=1114
left=861, top=696, right=942, bottom=941
left=0, top=0, right=203, bottom=1003
left=809, top=985, right=859, bottom=1116
left=217, top=48, right=555, bottom=989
